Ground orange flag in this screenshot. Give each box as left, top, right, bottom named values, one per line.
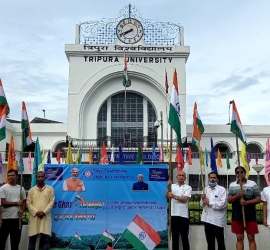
left=99, top=142, right=109, bottom=165
left=5, top=136, right=17, bottom=183
left=187, top=146, right=192, bottom=165
left=175, top=145, right=184, bottom=171
left=89, top=147, right=93, bottom=164
left=217, top=148, right=223, bottom=167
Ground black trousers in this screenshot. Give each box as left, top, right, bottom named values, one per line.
left=28, top=234, right=50, bottom=250
left=204, top=222, right=226, bottom=250
left=0, top=219, right=22, bottom=250
left=171, top=216, right=190, bottom=250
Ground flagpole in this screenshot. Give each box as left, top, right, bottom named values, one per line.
left=67, top=237, right=73, bottom=249
left=168, top=127, right=173, bottom=241
left=236, top=134, right=246, bottom=227
left=113, top=235, right=122, bottom=248
left=198, top=140, right=205, bottom=191
left=19, top=128, right=24, bottom=229
left=95, top=238, right=101, bottom=250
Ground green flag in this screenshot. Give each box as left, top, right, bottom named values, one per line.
left=136, top=144, right=143, bottom=164
left=226, top=151, right=231, bottom=170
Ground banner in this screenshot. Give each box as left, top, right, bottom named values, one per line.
left=265, top=138, right=270, bottom=185
left=44, top=164, right=168, bottom=249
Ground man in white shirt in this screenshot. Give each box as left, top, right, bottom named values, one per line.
left=166, top=171, right=192, bottom=250
left=201, top=171, right=227, bottom=250
left=262, top=172, right=270, bottom=232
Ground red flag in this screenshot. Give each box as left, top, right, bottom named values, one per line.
left=159, top=146, right=163, bottom=162
left=99, top=142, right=109, bottom=165
left=187, top=146, right=192, bottom=165
left=175, top=145, right=184, bottom=171
left=165, top=69, right=169, bottom=94
left=56, top=148, right=61, bottom=164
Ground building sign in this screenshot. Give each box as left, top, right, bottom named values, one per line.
left=84, top=56, right=172, bottom=63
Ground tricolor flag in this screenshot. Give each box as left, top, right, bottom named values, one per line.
left=123, top=53, right=129, bottom=87
left=230, top=100, right=247, bottom=145
left=0, top=105, right=8, bottom=141
left=0, top=79, right=9, bottom=115
left=101, top=229, right=115, bottom=242
left=168, top=69, right=182, bottom=146
left=74, top=232, right=81, bottom=241
left=123, top=215, right=161, bottom=250
left=192, top=102, right=204, bottom=145
left=21, top=101, right=32, bottom=149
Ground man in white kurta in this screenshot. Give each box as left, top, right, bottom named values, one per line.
left=27, top=171, right=55, bottom=250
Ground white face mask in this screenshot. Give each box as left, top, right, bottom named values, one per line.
left=209, top=181, right=217, bottom=187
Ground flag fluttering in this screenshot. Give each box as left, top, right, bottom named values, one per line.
left=217, top=149, right=222, bottom=168
left=21, top=101, right=32, bottom=149
left=230, top=100, right=247, bottom=145
left=5, top=136, right=17, bottom=183
left=19, top=153, right=24, bottom=172
left=210, top=138, right=217, bottom=172
left=123, top=215, right=161, bottom=250
left=47, top=150, right=51, bottom=164
left=168, top=69, right=182, bottom=146
left=175, top=145, right=184, bottom=171
left=241, top=142, right=250, bottom=178
left=101, top=229, right=115, bottom=242
left=0, top=79, right=9, bottom=115
left=74, top=232, right=81, bottom=241
left=119, top=143, right=124, bottom=164
left=159, top=146, right=163, bottom=162
left=205, top=147, right=209, bottom=167
left=56, top=149, right=61, bottom=164
left=187, top=146, right=192, bottom=165
left=31, top=137, right=42, bottom=187
left=152, top=143, right=157, bottom=161
left=28, top=151, right=32, bottom=170
left=192, top=102, right=204, bottom=145
left=0, top=105, right=8, bottom=141
left=66, top=141, right=73, bottom=164
left=226, top=151, right=231, bottom=170
left=89, top=147, right=93, bottom=164
left=76, top=148, right=82, bottom=164
left=100, top=142, right=109, bottom=165
left=136, top=143, right=143, bottom=164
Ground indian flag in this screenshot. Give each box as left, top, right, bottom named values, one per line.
left=123, top=215, right=161, bottom=250
left=21, top=101, right=32, bottom=149
left=192, top=102, right=204, bottom=145
left=0, top=105, right=8, bottom=141
left=123, top=53, right=128, bottom=87
left=230, top=100, right=247, bottom=145
left=101, top=229, right=115, bottom=242
left=0, top=79, right=9, bottom=115
left=168, top=69, right=182, bottom=146
left=74, top=232, right=81, bottom=240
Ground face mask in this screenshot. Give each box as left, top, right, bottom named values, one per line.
left=209, top=181, right=217, bottom=187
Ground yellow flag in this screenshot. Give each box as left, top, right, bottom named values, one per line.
left=5, top=136, right=17, bottom=183
left=66, top=141, right=73, bottom=164
left=89, top=147, right=93, bottom=164
left=39, top=151, right=45, bottom=171
left=199, top=146, right=205, bottom=166
left=167, top=145, right=171, bottom=162
left=217, top=148, right=223, bottom=167
left=241, top=142, right=250, bottom=178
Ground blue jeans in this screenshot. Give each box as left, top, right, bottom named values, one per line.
left=28, top=234, right=50, bottom=250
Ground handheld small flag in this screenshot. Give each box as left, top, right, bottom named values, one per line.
left=101, top=229, right=115, bottom=242
left=74, top=232, right=81, bottom=241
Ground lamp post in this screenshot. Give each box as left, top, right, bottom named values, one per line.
left=252, top=164, right=264, bottom=189
left=154, top=111, right=164, bottom=162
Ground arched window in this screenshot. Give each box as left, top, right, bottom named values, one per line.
left=215, top=143, right=231, bottom=159
left=97, top=100, right=107, bottom=147
left=53, top=142, right=67, bottom=158
left=246, top=143, right=263, bottom=159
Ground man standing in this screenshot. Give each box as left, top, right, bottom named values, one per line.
left=27, top=171, right=55, bottom=250
left=132, top=174, right=148, bottom=190
left=228, top=166, right=261, bottom=250
left=262, top=172, right=270, bottom=232
left=0, top=169, right=26, bottom=250
left=62, top=167, right=85, bottom=191
left=201, top=171, right=227, bottom=250
left=166, top=171, right=192, bottom=250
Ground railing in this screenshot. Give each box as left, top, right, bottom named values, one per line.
left=188, top=194, right=263, bottom=225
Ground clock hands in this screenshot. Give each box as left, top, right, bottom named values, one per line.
left=119, top=28, right=134, bottom=36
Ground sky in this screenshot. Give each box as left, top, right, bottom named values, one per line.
left=1, top=0, right=270, bottom=125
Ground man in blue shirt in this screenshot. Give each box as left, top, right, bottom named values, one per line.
left=132, top=174, right=148, bottom=191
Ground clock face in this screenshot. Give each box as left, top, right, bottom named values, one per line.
left=116, top=18, right=144, bottom=44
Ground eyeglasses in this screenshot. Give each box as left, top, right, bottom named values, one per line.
left=235, top=171, right=244, bottom=174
